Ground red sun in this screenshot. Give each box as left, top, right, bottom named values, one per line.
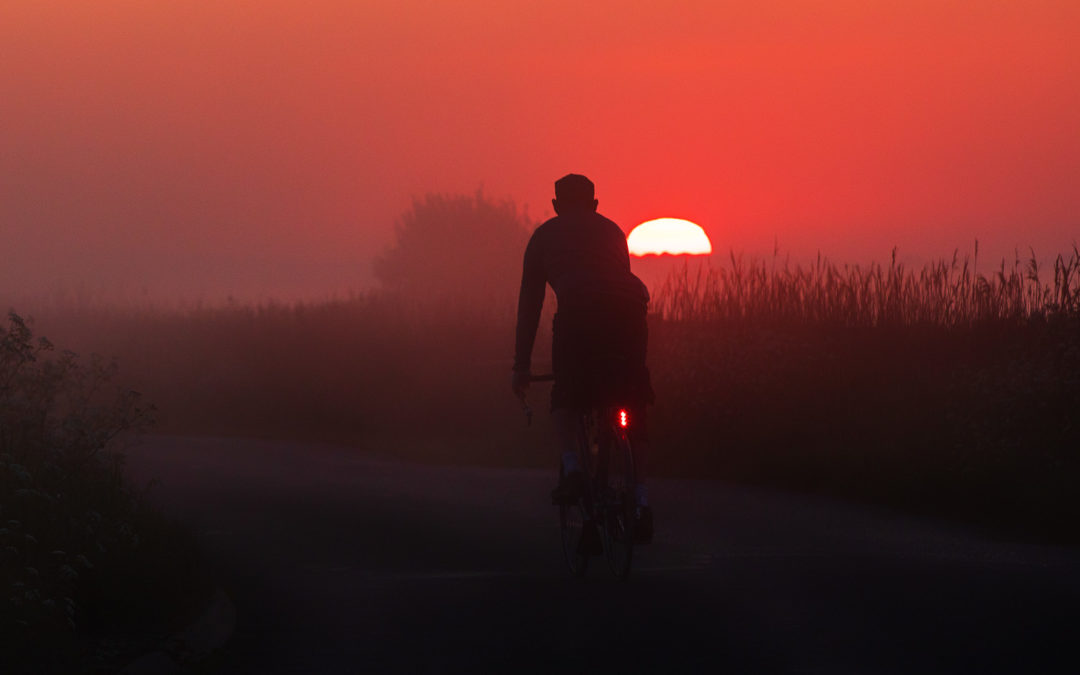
left=627, top=218, right=713, bottom=256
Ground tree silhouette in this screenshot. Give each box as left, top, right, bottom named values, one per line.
left=374, top=190, right=533, bottom=309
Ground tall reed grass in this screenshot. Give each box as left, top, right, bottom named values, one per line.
left=655, top=246, right=1080, bottom=326
left=648, top=247, right=1079, bottom=542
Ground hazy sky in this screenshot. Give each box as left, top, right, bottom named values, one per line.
left=3, top=1, right=1077, bottom=302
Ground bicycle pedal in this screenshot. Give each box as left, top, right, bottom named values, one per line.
left=634, top=506, right=654, bottom=544
left=578, top=521, right=604, bottom=555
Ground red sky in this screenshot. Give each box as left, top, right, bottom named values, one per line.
left=2, top=1, right=1077, bottom=302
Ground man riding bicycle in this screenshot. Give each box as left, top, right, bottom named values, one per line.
left=512, top=174, right=654, bottom=543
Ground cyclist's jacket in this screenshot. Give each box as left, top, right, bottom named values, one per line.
left=513, top=210, right=649, bottom=374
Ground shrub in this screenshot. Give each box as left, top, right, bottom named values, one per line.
left=373, top=190, right=533, bottom=311
left=0, top=312, right=200, bottom=670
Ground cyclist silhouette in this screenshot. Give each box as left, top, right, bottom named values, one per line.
left=512, top=174, right=654, bottom=542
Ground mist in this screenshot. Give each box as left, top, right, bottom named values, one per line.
left=3, top=1, right=1078, bottom=305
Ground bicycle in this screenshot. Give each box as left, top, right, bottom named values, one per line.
left=522, top=374, right=638, bottom=579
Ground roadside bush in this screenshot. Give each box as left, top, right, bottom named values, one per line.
left=1, top=312, right=203, bottom=671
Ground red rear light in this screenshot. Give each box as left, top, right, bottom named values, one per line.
left=618, top=409, right=629, bottom=428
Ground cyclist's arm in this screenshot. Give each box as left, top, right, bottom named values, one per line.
left=513, top=232, right=546, bottom=374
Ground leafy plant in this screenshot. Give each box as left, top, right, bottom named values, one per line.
left=0, top=311, right=172, bottom=669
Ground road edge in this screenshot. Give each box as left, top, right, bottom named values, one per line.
left=120, top=587, right=236, bottom=674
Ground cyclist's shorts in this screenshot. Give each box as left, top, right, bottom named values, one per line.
left=550, top=300, right=655, bottom=412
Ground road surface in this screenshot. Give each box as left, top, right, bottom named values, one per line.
left=126, top=436, right=1079, bottom=674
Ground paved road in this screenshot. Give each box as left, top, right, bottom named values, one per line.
left=126, top=436, right=1079, bottom=674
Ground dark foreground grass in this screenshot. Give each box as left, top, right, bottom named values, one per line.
left=651, top=317, right=1079, bottom=540
left=1, top=313, right=211, bottom=673
left=13, top=248, right=1080, bottom=545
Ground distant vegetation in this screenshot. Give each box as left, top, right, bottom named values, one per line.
left=12, top=235, right=1079, bottom=544
left=373, top=190, right=532, bottom=311
left=0, top=313, right=207, bottom=672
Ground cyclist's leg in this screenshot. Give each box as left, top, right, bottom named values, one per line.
left=551, top=309, right=588, bottom=489
left=552, top=406, right=582, bottom=476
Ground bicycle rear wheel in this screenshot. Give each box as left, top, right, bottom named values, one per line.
left=600, top=434, right=636, bottom=578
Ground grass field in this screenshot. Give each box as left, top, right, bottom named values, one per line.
left=8, top=247, right=1079, bottom=544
